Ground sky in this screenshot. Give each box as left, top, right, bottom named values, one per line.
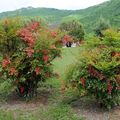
left=0, top=0, right=109, bottom=13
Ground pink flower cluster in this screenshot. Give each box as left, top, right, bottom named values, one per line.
left=9, top=67, right=16, bottom=75
left=19, top=21, right=40, bottom=57
left=27, top=21, right=40, bottom=31
left=2, top=58, right=11, bottom=69
left=25, top=47, right=34, bottom=57
left=51, top=31, right=57, bottom=38
left=35, top=67, right=41, bottom=75
left=19, top=28, right=35, bottom=47
left=43, top=55, right=49, bottom=63
left=63, top=35, right=72, bottom=45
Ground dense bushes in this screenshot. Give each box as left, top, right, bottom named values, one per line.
left=66, top=29, right=120, bottom=109
left=0, top=18, right=62, bottom=98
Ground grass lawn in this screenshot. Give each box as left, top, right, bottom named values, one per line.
left=47, top=47, right=81, bottom=88
left=0, top=47, right=85, bottom=120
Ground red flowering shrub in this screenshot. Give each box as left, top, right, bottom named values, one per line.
left=66, top=29, right=120, bottom=109
left=0, top=19, right=61, bottom=98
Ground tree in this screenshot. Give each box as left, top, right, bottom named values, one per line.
left=95, top=17, right=111, bottom=37
left=59, top=19, right=85, bottom=42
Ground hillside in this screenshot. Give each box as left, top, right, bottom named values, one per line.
left=75, top=0, right=120, bottom=31
left=0, top=7, right=74, bottom=27
left=0, top=0, right=120, bottom=31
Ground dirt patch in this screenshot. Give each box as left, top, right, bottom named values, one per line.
left=71, top=97, right=120, bottom=120
left=0, top=89, right=52, bottom=110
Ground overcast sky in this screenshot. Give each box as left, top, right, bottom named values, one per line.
left=0, top=0, right=109, bottom=13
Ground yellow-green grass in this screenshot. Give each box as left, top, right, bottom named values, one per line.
left=46, top=47, right=81, bottom=88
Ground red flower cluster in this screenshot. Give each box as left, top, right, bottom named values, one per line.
left=35, top=67, right=41, bottom=75
left=43, top=55, right=49, bottom=63
left=63, top=35, right=72, bottom=42
left=27, top=21, right=40, bottom=31
left=25, top=47, right=34, bottom=57
left=107, top=81, right=113, bottom=94
left=2, top=58, right=11, bottom=69
left=111, top=52, right=120, bottom=57
left=51, top=31, right=57, bottom=38
left=9, top=67, right=16, bottom=76
left=88, top=65, right=105, bottom=80
left=80, top=77, right=86, bottom=87
left=19, top=28, right=35, bottom=47
left=19, top=21, right=40, bottom=48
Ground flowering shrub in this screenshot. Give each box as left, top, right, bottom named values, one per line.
left=0, top=18, right=61, bottom=98
left=66, top=29, right=120, bottom=109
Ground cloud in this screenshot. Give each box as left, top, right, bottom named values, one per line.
left=0, top=0, right=109, bottom=12
left=0, top=0, right=31, bottom=12
left=30, top=0, right=108, bottom=10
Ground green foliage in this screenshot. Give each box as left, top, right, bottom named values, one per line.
left=40, top=104, right=84, bottom=120
left=66, top=29, right=120, bottom=109
left=0, top=110, right=14, bottom=120
left=94, top=17, right=111, bottom=37
left=0, top=18, right=22, bottom=55
left=0, top=104, right=84, bottom=120
left=59, top=19, right=85, bottom=41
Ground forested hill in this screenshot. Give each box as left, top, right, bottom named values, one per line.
left=0, top=0, right=120, bottom=31
left=0, top=7, right=73, bottom=24
left=75, top=0, right=120, bottom=31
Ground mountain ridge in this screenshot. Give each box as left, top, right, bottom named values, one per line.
left=0, top=0, right=120, bottom=31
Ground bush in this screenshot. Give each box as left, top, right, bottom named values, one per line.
left=0, top=18, right=62, bottom=98
left=66, top=29, right=120, bottom=109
